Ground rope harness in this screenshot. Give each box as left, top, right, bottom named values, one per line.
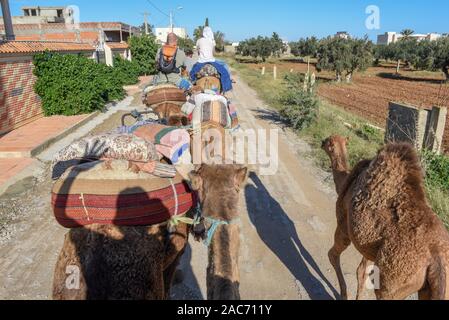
left=203, top=216, right=241, bottom=247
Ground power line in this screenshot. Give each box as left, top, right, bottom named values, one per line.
left=145, top=0, right=169, bottom=18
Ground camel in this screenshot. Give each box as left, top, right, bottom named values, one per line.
left=152, top=102, right=187, bottom=126
left=322, top=135, right=449, bottom=300
left=189, top=164, right=248, bottom=300
left=52, top=219, right=190, bottom=300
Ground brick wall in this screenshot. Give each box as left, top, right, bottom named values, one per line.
left=0, top=60, right=43, bottom=135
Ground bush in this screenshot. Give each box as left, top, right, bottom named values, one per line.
left=278, top=74, right=319, bottom=131
left=128, top=35, right=159, bottom=75
left=421, top=150, right=449, bottom=192
left=113, top=55, right=140, bottom=86
left=33, top=52, right=125, bottom=116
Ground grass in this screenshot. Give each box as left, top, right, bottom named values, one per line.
left=227, top=57, right=384, bottom=168
left=228, top=56, right=449, bottom=229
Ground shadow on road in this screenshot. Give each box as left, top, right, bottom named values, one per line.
left=245, top=172, right=339, bottom=300
left=172, top=243, right=205, bottom=300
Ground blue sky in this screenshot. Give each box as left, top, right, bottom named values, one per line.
left=8, top=0, right=449, bottom=41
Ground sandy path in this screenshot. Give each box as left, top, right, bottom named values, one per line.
left=0, top=75, right=365, bottom=300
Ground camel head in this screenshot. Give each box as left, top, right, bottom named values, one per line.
left=321, top=135, right=350, bottom=162
left=189, top=164, right=248, bottom=222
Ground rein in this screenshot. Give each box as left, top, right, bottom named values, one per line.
left=203, top=216, right=241, bottom=247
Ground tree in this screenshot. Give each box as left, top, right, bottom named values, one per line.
left=193, top=26, right=204, bottom=42
left=271, top=32, right=286, bottom=57
left=290, top=36, right=319, bottom=58
left=433, top=37, right=449, bottom=81
left=214, top=31, right=226, bottom=52
left=127, top=34, right=159, bottom=75
left=139, top=22, right=153, bottom=35
left=316, top=36, right=373, bottom=82
left=400, top=29, right=415, bottom=39
left=177, top=36, right=195, bottom=52
left=237, top=33, right=287, bottom=62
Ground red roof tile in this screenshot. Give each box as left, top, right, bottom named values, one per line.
left=106, top=42, right=129, bottom=49
left=0, top=41, right=95, bottom=54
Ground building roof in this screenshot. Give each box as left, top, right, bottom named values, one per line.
left=0, top=41, right=94, bottom=54
left=0, top=22, right=135, bottom=31
left=106, top=42, right=129, bottom=49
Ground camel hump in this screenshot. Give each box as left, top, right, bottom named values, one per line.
left=356, top=142, right=427, bottom=207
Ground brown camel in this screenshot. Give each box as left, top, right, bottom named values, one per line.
left=189, top=164, right=248, bottom=300
left=152, top=102, right=187, bottom=125
left=322, top=135, right=449, bottom=300
left=52, top=219, right=190, bottom=300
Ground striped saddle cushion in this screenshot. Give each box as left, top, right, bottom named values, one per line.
left=52, top=161, right=196, bottom=228
left=145, top=86, right=186, bottom=106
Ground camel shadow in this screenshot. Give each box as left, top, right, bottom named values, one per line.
left=171, top=243, right=205, bottom=300
left=245, top=172, right=339, bottom=300
left=52, top=162, right=196, bottom=300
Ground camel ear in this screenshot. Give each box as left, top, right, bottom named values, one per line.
left=234, top=167, right=249, bottom=190
left=189, top=172, right=203, bottom=191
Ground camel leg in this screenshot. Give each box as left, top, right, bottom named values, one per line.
left=418, top=286, right=431, bottom=300
left=328, top=225, right=351, bottom=300
left=163, top=249, right=185, bottom=300
left=356, top=258, right=371, bottom=300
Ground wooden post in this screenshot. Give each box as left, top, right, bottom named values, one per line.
left=261, top=66, right=266, bottom=76
left=273, top=66, right=277, bottom=80
left=307, top=56, right=310, bottom=74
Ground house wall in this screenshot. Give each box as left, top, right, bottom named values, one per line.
left=0, top=58, right=42, bottom=135
left=0, top=51, right=96, bottom=135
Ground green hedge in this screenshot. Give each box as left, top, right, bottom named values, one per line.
left=113, top=55, right=140, bottom=86
left=128, top=35, right=159, bottom=75
left=33, top=52, right=134, bottom=116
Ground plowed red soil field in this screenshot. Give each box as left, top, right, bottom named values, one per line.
left=245, top=61, right=449, bottom=153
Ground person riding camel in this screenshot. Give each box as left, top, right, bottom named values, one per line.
left=190, top=26, right=233, bottom=93
left=154, top=32, right=192, bottom=91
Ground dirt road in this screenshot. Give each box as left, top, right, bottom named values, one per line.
left=0, top=75, right=364, bottom=300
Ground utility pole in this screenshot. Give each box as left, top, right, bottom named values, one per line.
left=142, top=12, right=150, bottom=35
left=169, top=11, right=173, bottom=31
left=0, top=0, right=15, bottom=40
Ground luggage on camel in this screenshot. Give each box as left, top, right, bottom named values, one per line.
left=196, top=76, right=221, bottom=93
left=182, top=92, right=239, bottom=130
left=52, top=134, right=177, bottom=180
left=158, top=45, right=180, bottom=75
left=144, top=84, right=187, bottom=108
left=190, top=62, right=233, bottom=93
left=51, top=160, right=197, bottom=228
left=133, top=124, right=192, bottom=165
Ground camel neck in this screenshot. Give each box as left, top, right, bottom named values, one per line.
left=331, top=154, right=350, bottom=195
left=207, top=224, right=241, bottom=300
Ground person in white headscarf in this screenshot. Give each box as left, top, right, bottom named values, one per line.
left=196, top=26, right=216, bottom=64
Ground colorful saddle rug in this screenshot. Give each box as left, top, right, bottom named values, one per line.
left=145, top=85, right=186, bottom=107
left=52, top=161, right=196, bottom=228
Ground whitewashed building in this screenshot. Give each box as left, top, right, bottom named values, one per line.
left=155, top=27, right=187, bottom=44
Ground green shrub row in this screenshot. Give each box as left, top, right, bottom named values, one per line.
left=33, top=52, right=140, bottom=116
left=421, top=150, right=449, bottom=192
left=278, top=74, right=319, bottom=131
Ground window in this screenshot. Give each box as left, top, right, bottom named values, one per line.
left=57, top=10, right=63, bottom=18
left=24, top=9, right=30, bottom=16
left=31, top=9, right=37, bottom=16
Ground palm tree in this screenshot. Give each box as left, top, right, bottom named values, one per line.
left=400, top=29, right=415, bottom=39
